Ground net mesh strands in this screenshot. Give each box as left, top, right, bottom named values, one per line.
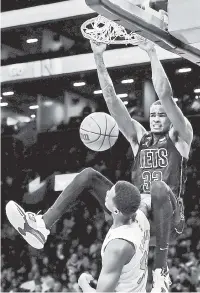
left=81, top=15, right=143, bottom=45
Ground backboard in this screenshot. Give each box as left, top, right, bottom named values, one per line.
left=85, top=0, right=200, bottom=66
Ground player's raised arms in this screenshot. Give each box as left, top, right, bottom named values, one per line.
left=90, top=41, right=147, bottom=156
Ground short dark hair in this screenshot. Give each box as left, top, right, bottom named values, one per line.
left=151, top=100, right=162, bottom=107
left=113, top=181, right=141, bottom=216
left=151, top=98, right=177, bottom=109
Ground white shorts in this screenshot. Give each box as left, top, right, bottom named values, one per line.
left=141, top=193, right=151, bottom=210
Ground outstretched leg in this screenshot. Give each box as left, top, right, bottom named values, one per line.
left=6, top=168, right=113, bottom=249
left=43, top=168, right=113, bottom=229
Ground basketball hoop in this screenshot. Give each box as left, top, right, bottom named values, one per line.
left=81, top=15, right=142, bottom=46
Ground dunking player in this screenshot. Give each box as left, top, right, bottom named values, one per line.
left=6, top=40, right=193, bottom=291
left=89, top=39, right=193, bottom=291
left=78, top=181, right=150, bottom=292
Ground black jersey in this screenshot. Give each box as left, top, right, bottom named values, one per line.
left=131, top=132, right=187, bottom=197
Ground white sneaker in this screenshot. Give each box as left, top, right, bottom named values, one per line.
left=6, top=201, right=50, bottom=249
left=151, top=268, right=171, bottom=292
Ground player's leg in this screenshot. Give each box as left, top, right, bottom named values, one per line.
left=169, top=193, right=185, bottom=236
left=43, top=167, right=113, bottom=229
left=151, top=181, right=177, bottom=269
left=150, top=180, right=176, bottom=292
left=6, top=168, right=113, bottom=249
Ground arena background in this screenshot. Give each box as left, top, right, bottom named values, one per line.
left=1, top=0, right=200, bottom=292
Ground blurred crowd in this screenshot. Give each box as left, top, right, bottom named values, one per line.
left=1, top=120, right=200, bottom=292
left=2, top=0, right=70, bottom=12
left=1, top=198, right=200, bottom=292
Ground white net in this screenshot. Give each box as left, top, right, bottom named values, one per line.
left=81, top=15, right=142, bottom=45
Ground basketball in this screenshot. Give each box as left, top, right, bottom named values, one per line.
left=79, top=112, right=119, bottom=151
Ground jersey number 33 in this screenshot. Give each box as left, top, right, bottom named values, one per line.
left=142, top=170, right=163, bottom=193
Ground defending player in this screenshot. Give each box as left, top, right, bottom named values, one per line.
left=6, top=39, right=193, bottom=292
left=78, top=181, right=150, bottom=292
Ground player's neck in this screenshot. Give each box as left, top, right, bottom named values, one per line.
left=112, top=215, right=132, bottom=228
left=152, top=132, right=166, bottom=144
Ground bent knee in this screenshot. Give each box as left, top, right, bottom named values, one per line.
left=80, top=167, right=97, bottom=181
left=80, top=167, right=96, bottom=177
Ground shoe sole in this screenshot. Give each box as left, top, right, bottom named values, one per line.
left=6, top=201, right=45, bottom=249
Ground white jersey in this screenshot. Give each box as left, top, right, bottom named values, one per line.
left=101, top=209, right=150, bottom=292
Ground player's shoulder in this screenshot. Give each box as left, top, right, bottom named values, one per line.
left=105, top=239, right=135, bottom=263
left=139, top=131, right=153, bottom=146
left=103, top=239, right=135, bottom=269
left=169, top=117, right=193, bottom=146
left=107, top=238, right=133, bottom=251
left=169, top=121, right=193, bottom=158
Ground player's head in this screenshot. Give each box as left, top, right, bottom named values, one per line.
left=149, top=100, right=171, bottom=134
left=105, top=181, right=141, bottom=218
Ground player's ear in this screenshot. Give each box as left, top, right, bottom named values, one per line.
left=114, top=209, right=119, bottom=215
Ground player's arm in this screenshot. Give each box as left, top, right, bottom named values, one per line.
left=140, top=40, right=193, bottom=145
left=78, top=239, right=135, bottom=292
left=91, top=41, right=147, bottom=152
left=96, top=239, right=135, bottom=292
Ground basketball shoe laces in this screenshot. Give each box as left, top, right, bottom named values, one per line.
left=26, top=210, right=49, bottom=234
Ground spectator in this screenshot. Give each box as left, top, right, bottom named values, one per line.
left=66, top=253, right=80, bottom=276
left=53, top=281, right=62, bottom=292
left=67, top=274, right=79, bottom=292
